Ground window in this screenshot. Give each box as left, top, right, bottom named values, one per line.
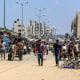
left=40, top=23, right=42, bottom=27
left=37, top=24, right=39, bottom=26
left=35, top=30, right=39, bottom=31
left=18, top=29, right=21, bottom=32
left=18, top=25, right=21, bottom=27
left=28, top=29, right=30, bottom=32
left=28, top=35, right=30, bottom=37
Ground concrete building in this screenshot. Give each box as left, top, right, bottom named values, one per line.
left=13, top=19, right=27, bottom=38
left=27, top=20, right=52, bottom=39
left=45, top=27, right=52, bottom=39
left=71, top=17, right=77, bottom=37
left=71, top=12, right=80, bottom=39
left=13, top=19, right=52, bottom=39
left=28, top=20, right=45, bottom=38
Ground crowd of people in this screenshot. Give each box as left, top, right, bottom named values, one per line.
left=0, top=33, right=32, bottom=61
left=53, top=40, right=80, bottom=67
left=0, top=32, right=80, bottom=67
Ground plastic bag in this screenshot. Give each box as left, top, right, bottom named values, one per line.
left=43, top=55, right=47, bottom=61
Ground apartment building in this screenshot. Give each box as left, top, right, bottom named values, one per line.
left=13, top=19, right=52, bottom=39
left=28, top=20, right=45, bottom=38
left=71, top=12, right=80, bottom=38
left=45, top=27, right=52, bottom=38
left=71, top=17, right=77, bottom=37
left=13, top=19, right=27, bottom=37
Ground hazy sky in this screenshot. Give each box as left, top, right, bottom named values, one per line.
left=0, top=0, right=80, bottom=35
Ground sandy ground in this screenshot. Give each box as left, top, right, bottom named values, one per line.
left=0, top=51, right=80, bottom=80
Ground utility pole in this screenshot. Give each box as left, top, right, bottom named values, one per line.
left=16, top=1, right=29, bottom=37
left=4, top=0, right=6, bottom=31
left=35, top=8, right=45, bottom=39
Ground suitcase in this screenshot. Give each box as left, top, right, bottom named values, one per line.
left=8, top=53, right=12, bottom=61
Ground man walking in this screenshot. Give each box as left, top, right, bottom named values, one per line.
left=0, top=39, right=6, bottom=60
left=36, top=39, right=45, bottom=66
left=45, top=43, right=49, bottom=55
left=53, top=40, right=61, bottom=66
left=68, top=42, right=74, bottom=59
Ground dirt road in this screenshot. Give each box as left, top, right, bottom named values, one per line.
left=0, top=51, right=80, bottom=80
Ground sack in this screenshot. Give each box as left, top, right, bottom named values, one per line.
left=43, top=55, right=47, bottom=61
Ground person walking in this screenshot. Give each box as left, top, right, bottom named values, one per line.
left=33, top=43, right=37, bottom=56
left=8, top=45, right=14, bottom=61
left=45, top=43, right=49, bottom=55
left=0, top=39, right=6, bottom=60
left=24, top=43, right=27, bottom=55
left=27, top=45, right=31, bottom=54
left=36, top=39, right=45, bottom=66
left=53, top=40, right=61, bottom=66
left=61, top=44, right=67, bottom=60
left=68, top=42, right=74, bottom=59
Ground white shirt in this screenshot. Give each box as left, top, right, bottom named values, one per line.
left=46, top=45, right=49, bottom=50
left=62, top=45, right=67, bottom=52
left=24, top=45, right=27, bottom=49
left=0, top=42, right=6, bottom=50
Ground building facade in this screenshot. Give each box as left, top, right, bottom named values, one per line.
left=45, top=27, right=52, bottom=39
left=13, top=19, right=27, bottom=38
left=71, top=17, right=77, bottom=38
left=71, top=12, right=80, bottom=39
left=28, top=20, right=45, bottom=38
left=13, top=19, right=52, bottom=39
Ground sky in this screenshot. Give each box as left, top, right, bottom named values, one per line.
left=0, top=0, right=80, bottom=35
